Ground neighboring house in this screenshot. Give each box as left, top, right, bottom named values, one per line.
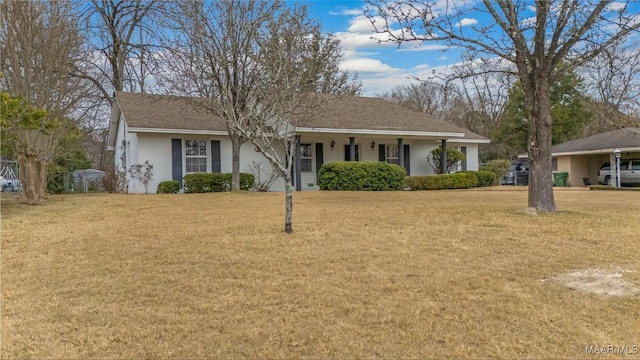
left=519, top=127, right=640, bottom=186
left=107, top=92, right=489, bottom=193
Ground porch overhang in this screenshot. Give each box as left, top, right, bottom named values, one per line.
left=551, top=147, right=640, bottom=157
left=518, top=146, right=640, bottom=159
left=294, top=127, right=465, bottom=139
left=127, top=127, right=229, bottom=136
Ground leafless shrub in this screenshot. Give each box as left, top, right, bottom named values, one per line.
left=248, top=161, right=280, bottom=192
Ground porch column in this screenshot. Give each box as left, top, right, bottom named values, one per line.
left=349, top=137, right=355, bottom=161
left=441, top=139, right=448, bottom=174
left=295, top=135, right=302, bottom=191
left=397, top=138, right=404, bottom=170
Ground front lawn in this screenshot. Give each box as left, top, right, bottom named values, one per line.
left=1, top=189, right=639, bottom=358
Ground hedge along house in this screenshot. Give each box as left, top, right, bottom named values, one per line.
left=108, top=92, right=489, bottom=193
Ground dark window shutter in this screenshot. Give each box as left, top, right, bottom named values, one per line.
left=315, top=143, right=323, bottom=182
left=171, top=138, right=182, bottom=182
left=404, top=144, right=411, bottom=175
left=461, top=146, right=467, bottom=171
left=378, top=144, right=386, bottom=162
left=344, top=144, right=349, bottom=161
left=211, top=140, right=221, bottom=173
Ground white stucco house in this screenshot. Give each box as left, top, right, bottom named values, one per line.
left=107, top=92, right=490, bottom=193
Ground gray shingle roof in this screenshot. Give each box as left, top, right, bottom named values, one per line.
left=115, top=92, right=227, bottom=131
left=115, top=91, right=488, bottom=140
left=551, top=127, right=640, bottom=154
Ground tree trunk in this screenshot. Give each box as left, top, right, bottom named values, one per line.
left=37, top=159, right=48, bottom=199
left=230, top=133, right=241, bottom=191
left=284, top=174, right=293, bottom=233
left=18, top=154, right=41, bottom=205
left=527, top=79, right=557, bottom=212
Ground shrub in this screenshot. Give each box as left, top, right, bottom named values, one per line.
left=183, top=173, right=229, bottom=193
left=157, top=180, right=180, bottom=194
left=318, top=161, right=406, bottom=191
left=480, top=159, right=511, bottom=185
left=427, top=148, right=466, bottom=174
left=46, top=150, right=92, bottom=194
left=129, top=160, right=154, bottom=194
left=102, top=166, right=128, bottom=193
left=404, top=172, right=478, bottom=190
left=88, top=180, right=98, bottom=192
left=457, top=170, right=496, bottom=187
left=248, top=161, right=279, bottom=192
left=239, top=172, right=255, bottom=191
left=183, top=172, right=255, bottom=193
left=589, top=185, right=640, bottom=191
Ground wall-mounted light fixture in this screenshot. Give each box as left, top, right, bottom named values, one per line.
left=330, top=140, right=335, bottom=150
left=371, top=141, right=376, bottom=150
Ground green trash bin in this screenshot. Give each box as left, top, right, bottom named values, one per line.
left=553, top=172, right=568, bottom=187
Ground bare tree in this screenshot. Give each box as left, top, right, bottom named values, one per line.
left=379, top=68, right=511, bottom=137
left=378, top=82, right=459, bottom=119
left=75, top=0, right=164, bottom=102
left=366, top=0, right=640, bottom=211
left=1, top=1, right=88, bottom=120
left=165, top=0, right=359, bottom=192
left=73, top=0, right=165, bottom=169
left=454, top=65, right=513, bottom=136
left=1, top=1, right=89, bottom=204
left=167, top=0, right=357, bottom=232
left=582, top=40, right=640, bottom=133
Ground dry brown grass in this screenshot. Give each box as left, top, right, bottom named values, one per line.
left=1, top=188, right=639, bottom=358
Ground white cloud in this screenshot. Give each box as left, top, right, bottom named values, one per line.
left=455, top=18, right=478, bottom=27
left=347, top=15, right=377, bottom=33
left=339, top=58, right=400, bottom=73
left=397, top=44, right=450, bottom=52
left=521, top=16, right=536, bottom=27
left=527, top=5, right=536, bottom=12
left=605, top=2, right=626, bottom=12
left=329, top=8, right=364, bottom=16
left=334, top=31, right=399, bottom=49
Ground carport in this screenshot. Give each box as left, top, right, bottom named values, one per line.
left=549, top=128, right=640, bottom=186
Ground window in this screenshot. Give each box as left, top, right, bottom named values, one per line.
left=185, top=139, right=207, bottom=173
left=619, top=160, right=629, bottom=170
left=385, top=144, right=399, bottom=165
left=300, top=144, right=312, bottom=172
left=631, top=161, right=640, bottom=170
left=344, top=144, right=360, bottom=161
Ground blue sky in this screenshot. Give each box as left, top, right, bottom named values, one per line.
left=303, top=1, right=640, bottom=96
left=305, top=0, right=475, bottom=96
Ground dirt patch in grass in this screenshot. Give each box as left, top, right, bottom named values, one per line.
left=548, top=268, right=640, bottom=296
left=2, top=189, right=639, bottom=358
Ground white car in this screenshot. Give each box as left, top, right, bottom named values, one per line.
left=597, top=159, right=640, bottom=186
left=0, top=176, right=21, bottom=192
left=0, top=176, right=9, bottom=191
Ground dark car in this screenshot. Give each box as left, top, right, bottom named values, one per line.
left=502, top=160, right=529, bottom=185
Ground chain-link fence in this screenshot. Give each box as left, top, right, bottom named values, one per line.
left=64, top=169, right=107, bottom=193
